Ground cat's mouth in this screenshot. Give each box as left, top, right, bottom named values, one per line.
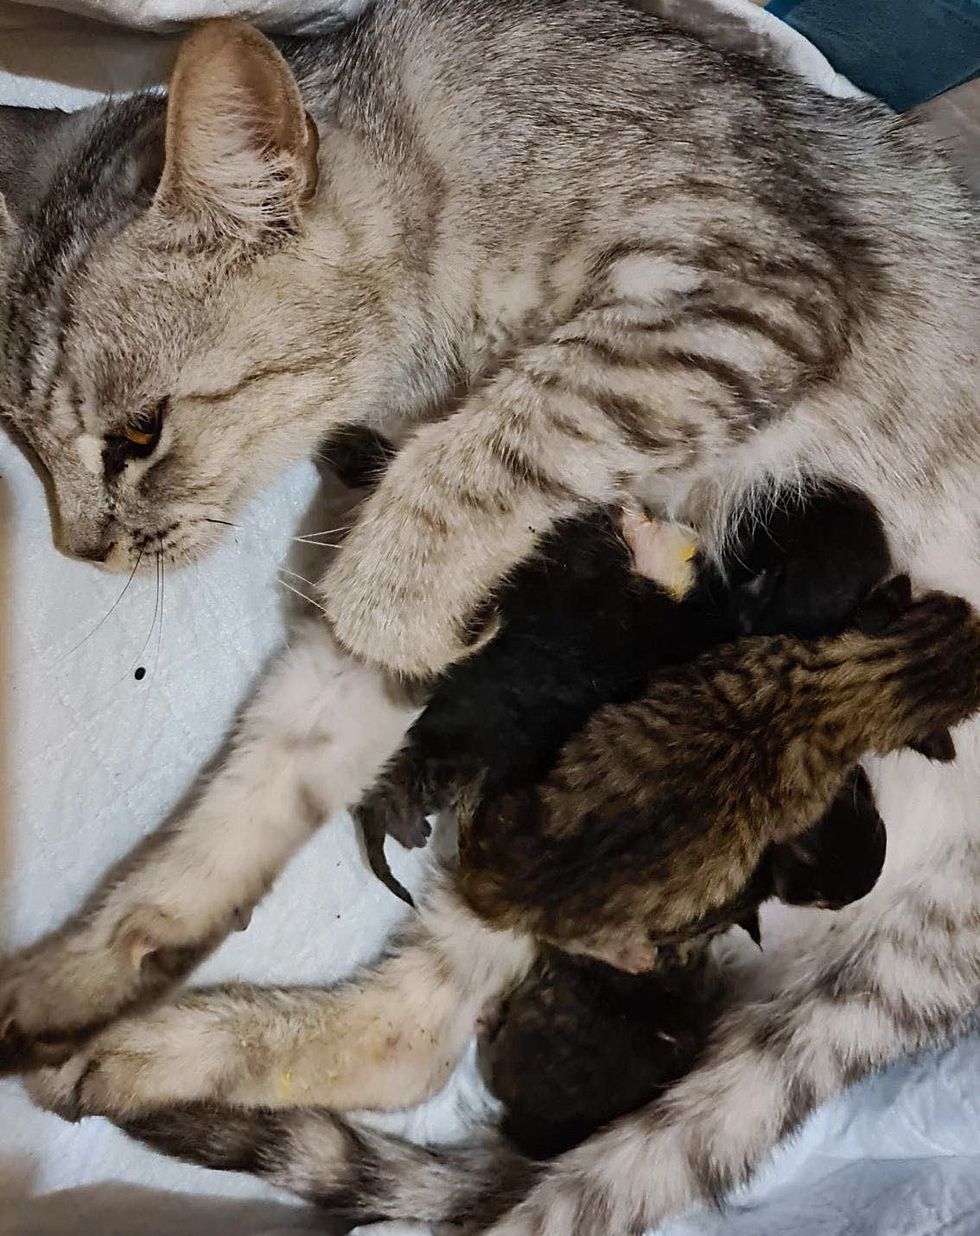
left=96, top=520, right=227, bottom=573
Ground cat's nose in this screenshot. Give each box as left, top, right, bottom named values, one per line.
left=71, top=538, right=115, bottom=564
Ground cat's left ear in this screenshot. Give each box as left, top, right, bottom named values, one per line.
left=154, top=18, right=319, bottom=242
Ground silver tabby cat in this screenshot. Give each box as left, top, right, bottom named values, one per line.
left=0, top=2, right=978, bottom=1234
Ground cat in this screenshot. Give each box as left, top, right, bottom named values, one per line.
left=30, top=576, right=978, bottom=1235
left=1, top=2, right=978, bottom=1232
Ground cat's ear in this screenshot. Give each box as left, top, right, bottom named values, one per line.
left=154, top=18, right=319, bottom=242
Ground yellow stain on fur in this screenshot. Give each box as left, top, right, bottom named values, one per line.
left=277, top=1068, right=294, bottom=1100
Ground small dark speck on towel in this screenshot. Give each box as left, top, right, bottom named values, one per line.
left=134, top=666, right=146, bottom=681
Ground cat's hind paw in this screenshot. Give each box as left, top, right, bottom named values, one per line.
left=0, top=907, right=214, bottom=1077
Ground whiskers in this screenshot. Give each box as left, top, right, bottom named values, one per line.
left=277, top=565, right=329, bottom=616
left=290, top=524, right=351, bottom=550
left=123, top=549, right=166, bottom=685
left=204, top=514, right=351, bottom=551
left=61, top=548, right=144, bottom=660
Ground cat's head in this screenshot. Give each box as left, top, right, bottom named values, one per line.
left=0, top=20, right=322, bottom=570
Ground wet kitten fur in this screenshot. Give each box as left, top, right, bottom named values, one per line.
left=1, top=5, right=978, bottom=1233
left=353, top=465, right=895, bottom=904
left=344, top=448, right=894, bottom=1156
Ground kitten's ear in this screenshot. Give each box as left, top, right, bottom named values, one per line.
left=155, top=18, right=319, bottom=242
left=853, top=573, right=913, bottom=634
left=907, top=728, right=957, bottom=762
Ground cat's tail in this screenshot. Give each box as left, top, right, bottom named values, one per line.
left=119, top=1101, right=535, bottom=1227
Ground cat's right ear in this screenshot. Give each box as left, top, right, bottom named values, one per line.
left=153, top=18, right=319, bottom=244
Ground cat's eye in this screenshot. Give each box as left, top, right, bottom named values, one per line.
left=120, top=398, right=167, bottom=457
left=103, top=398, right=169, bottom=476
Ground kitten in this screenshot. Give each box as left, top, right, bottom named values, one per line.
left=345, top=454, right=893, bottom=1158
left=458, top=576, right=964, bottom=969
left=1, top=5, right=977, bottom=1231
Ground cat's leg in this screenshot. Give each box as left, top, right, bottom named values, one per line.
left=27, top=873, right=534, bottom=1118
left=50, top=827, right=980, bottom=1233
left=321, top=295, right=780, bottom=676
left=0, top=618, right=419, bottom=1073
left=481, top=832, right=980, bottom=1236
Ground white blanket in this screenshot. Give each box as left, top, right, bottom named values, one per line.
left=0, top=3, right=977, bottom=1234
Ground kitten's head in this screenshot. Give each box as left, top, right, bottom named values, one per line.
left=0, top=20, right=321, bottom=569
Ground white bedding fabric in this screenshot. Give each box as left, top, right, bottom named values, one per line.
left=0, top=2, right=978, bottom=1234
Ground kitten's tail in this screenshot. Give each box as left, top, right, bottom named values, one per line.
left=119, top=1101, right=534, bottom=1227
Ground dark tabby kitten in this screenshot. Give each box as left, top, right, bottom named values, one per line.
left=353, top=475, right=895, bottom=904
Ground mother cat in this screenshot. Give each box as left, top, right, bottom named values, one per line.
left=0, top=2, right=978, bottom=1234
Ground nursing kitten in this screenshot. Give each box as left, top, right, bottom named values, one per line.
left=458, top=575, right=971, bottom=969
left=349, top=463, right=894, bottom=1158
left=2, top=3, right=978, bottom=1232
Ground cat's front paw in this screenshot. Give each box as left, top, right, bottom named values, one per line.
left=321, top=508, right=501, bottom=677
left=0, top=908, right=209, bottom=1076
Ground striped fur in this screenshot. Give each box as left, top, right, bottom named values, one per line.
left=1, top=2, right=978, bottom=1232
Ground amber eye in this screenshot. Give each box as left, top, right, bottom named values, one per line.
left=124, top=422, right=155, bottom=446
left=121, top=398, right=167, bottom=456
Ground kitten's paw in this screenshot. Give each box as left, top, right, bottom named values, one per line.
left=0, top=907, right=210, bottom=1075
left=387, top=811, right=432, bottom=851
left=620, top=508, right=698, bottom=600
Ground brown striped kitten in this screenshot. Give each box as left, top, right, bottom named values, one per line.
left=1, top=4, right=978, bottom=1232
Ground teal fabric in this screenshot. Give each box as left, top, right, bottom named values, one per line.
left=766, top=0, right=980, bottom=110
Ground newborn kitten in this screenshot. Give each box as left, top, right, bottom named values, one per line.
left=354, top=479, right=894, bottom=902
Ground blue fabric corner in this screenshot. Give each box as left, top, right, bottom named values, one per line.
left=765, top=0, right=980, bottom=111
